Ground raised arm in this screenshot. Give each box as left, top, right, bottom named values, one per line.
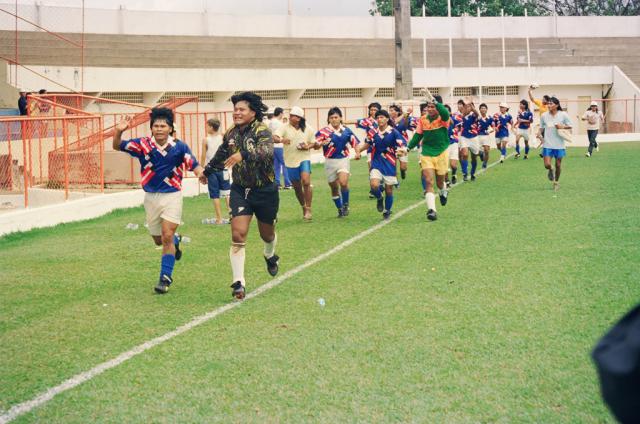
left=112, top=116, right=132, bottom=150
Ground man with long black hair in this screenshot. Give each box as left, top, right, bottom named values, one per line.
left=202, top=92, right=279, bottom=300
left=114, top=107, right=204, bottom=294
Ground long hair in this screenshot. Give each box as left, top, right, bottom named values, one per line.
left=520, top=99, right=530, bottom=111
left=549, top=97, right=563, bottom=112
left=299, top=117, right=307, bottom=132
left=230, top=91, right=268, bottom=122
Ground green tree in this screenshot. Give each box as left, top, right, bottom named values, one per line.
left=369, top=0, right=549, bottom=16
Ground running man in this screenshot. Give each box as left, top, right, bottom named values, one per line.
left=357, top=109, right=404, bottom=220
left=494, top=102, right=513, bottom=163
left=528, top=85, right=550, bottom=157
left=514, top=100, right=534, bottom=159
left=113, top=107, right=204, bottom=294
left=354, top=102, right=381, bottom=198
left=536, top=97, right=572, bottom=191
left=202, top=91, right=280, bottom=300
left=268, top=107, right=291, bottom=189
left=315, top=107, right=360, bottom=217
left=459, top=99, right=480, bottom=181
left=447, top=103, right=463, bottom=186
left=477, top=103, right=494, bottom=169
left=201, top=117, right=230, bottom=225
left=408, top=94, right=450, bottom=221
left=274, top=106, right=318, bottom=221
left=389, top=104, right=417, bottom=180
left=582, top=101, right=605, bottom=157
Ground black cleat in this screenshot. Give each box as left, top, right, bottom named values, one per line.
left=264, top=254, right=279, bottom=276
left=337, top=207, right=345, bottom=218
left=523, top=154, right=528, bottom=160
left=376, top=197, right=384, bottom=212
left=451, top=175, right=457, bottom=185
left=174, top=235, right=182, bottom=261
left=231, top=281, right=245, bottom=300
left=342, top=204, right=349, bottom=216
left=439, top=190, right=448, bottom=206
left=154, top=274, right=172, bottom=294
left=427, top=209, right=437, bottom=221
left=547, top=169, right=554, bottom=181
left=382, top=211, right=391, bottom=220
left=463, top=174, right=469, bottom=182
left=401, top=169, right=406, bottom=180
left=515, top=153, right=520, bottom=159
left=470, top=175, right=476, bottom=181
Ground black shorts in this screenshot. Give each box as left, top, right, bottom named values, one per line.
left=230, top=183, right=279, bottom=225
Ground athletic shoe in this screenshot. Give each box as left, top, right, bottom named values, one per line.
left=523, top=155, right=528, bottom=160
left=463, top=174, right=469, bottom=182
left=368, top=192, right=375, bottom=199
left=470, top=175, right=476, bottom=181
left=596, top=145, right=600, bottom=152
left=264, top=254, right=279, bottom=277
left=500, top=156, right=505, bottom=163
left=451, top=175, right=457, bottom=185
left=174, top=234, right=182, bottom=261
left=283, top=186, right=293, bottom=190
left=382, top=211, right=391, bottom=220
left=342, top=204, right=349, bottom=216
left=547, top=169, right=554, bottom=181
left=376, top=197, right=384, bottom=212
left=154, top=274, right=172, bottom=294
left=515, top=153, right=520, bottom=159
left=539, top=153, right=543, bottom=158
left=427, top=209, right=437, bottom=221
left=401, top=169, right=406, bottom=180
left=337, top=208, right=345, bottom=218
left=585, top=152, right=591, bottom=157
left=230, top=281, right=245, bottom=300
left=482, top=163, right=487, bottom=169
left=439, top=190, right=448, bottom=206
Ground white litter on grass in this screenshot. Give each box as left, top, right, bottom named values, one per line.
left=0, top=154, right=513, bottom=424
left=317, top=298, right=326, bottom=307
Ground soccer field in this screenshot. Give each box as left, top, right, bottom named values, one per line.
left=1, top=143, right=639, bottom=423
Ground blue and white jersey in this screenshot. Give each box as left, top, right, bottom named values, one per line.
left=477, top=115, right=494, bottom=136
left=315, top=125, right=360, bottom=159
left=461, top=113, right=478, bottom=138
left=517, top=110, right=534, bottom=129
left=119, top=136, right=199, bottom=193
left=449, top=113, right=463, bottom=144
left=493, top=113, right=513, bottom=139
left=392, top=115, right=417, bottom=146
left=366, top=126, right=404, bottom=176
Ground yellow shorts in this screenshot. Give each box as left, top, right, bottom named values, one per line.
left=420, top=151, right=449, bottom=176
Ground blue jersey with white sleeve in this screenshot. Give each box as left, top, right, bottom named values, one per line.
left=367, top=127, right=404, bottom=176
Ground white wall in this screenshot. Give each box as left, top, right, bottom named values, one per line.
left=1, top=3, right=639, bottom=39
left=609, top=66, right=640, bottom=133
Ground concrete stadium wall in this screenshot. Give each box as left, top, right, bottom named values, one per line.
left=1, top=4, right=639, bottom=39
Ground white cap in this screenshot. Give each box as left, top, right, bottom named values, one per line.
left=590, top=101, right=598, bottom=107
left=499, top=102, right=509, bottom=109
left=290, top=106, right=304, bottom=118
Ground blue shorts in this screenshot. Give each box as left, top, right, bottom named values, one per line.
left=207, top=170, right=231, bottom=199
left=542, top=148, right=566, bottom=159
left=286, top=160, right=312, bottom=182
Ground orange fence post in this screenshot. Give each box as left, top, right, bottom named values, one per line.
left=99, top=117, right=104, bottom=193
left=63, top=120, right=69, bottom=200
left=21, top=121, right=28, bottom=208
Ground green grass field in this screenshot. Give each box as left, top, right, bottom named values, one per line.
left=1, top=143, right=639, bottom=423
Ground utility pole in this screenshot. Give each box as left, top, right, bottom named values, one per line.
left=394, top=0, right=413, bottom=101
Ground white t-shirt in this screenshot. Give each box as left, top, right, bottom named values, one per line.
left=204, top=134, right=223, bottom=164
left=274, top=123, right=316, bottom=167
left=582, top=110, right=604, bottom=131
left=540, top=111, right=572, bottom=150
left=269, top=118, right=284, bottom=148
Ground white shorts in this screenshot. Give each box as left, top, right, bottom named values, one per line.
left=478, top=135, right=491, bottom=147
left=369, top=168, right=398, bottom=186
left=144, top=191, right=183, bottom=236
left=448, top=143, right=460, bottom=161
left=516, top=128, right=530, bottom=141
left=324, top=157, right=350, bottom=183
left=459, top=136, right=480, bottom=155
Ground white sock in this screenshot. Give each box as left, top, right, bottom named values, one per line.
left=263, top=233, right=277, bottom=259
left=229, top=243, right=246, bottom=285
left=425, top=192, right=436, bottom=211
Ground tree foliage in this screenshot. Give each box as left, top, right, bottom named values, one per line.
left=369, top=0, right=640, bottom=16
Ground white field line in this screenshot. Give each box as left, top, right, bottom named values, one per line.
left=0, top=154, right=513, bottom=424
